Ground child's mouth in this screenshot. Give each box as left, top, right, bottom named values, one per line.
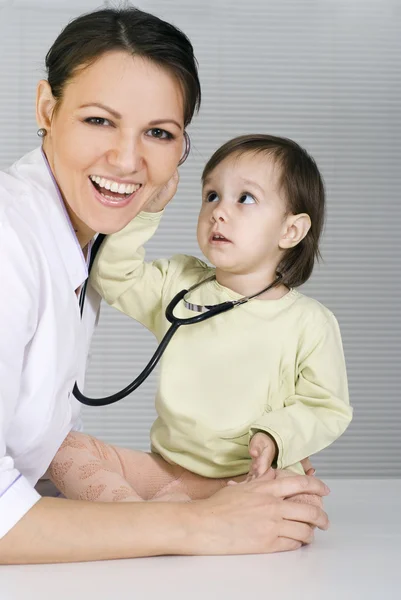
left=210, top=233, right=232, bottom=244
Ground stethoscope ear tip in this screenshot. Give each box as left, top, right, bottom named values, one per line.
left=178, top=131, right=191, bottom=166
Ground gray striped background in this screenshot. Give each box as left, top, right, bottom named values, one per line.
left=1, top=0, right=400, bottom=476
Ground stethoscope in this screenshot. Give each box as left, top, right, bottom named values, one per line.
left=73, top=232, right=282, bottom=407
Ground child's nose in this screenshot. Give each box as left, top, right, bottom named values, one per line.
left=211, top=202, right=228, bottom=222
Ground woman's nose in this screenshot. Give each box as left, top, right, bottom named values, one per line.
left=108, top=135, right=144, bottom=174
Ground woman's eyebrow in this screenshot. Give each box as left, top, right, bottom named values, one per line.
left=148, top=119, right=183, bottom=131
left=78, top=104, right=182, bottom=130
left=79, top=103, right=122, bottom=119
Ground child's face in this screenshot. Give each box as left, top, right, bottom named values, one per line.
left=197, top=152, right=291, bottom=276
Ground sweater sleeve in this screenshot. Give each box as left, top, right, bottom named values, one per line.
left=91, top=211, right=175, bottom=336
left=249, top=312, right=352, bottom=469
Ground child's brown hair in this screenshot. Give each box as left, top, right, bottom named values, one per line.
left=202, top=134, right=325, bottom=287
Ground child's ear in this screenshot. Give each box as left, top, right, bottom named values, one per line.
left=279, top=214, right=311, bottom=249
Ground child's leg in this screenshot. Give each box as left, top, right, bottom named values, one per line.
left=94, top=442, right=233, bottom=501
left=48, top=431, right=145, bottom=502
left=48, top=431, right=234, bottom=503
left=127, top=451, right=230, bottom=501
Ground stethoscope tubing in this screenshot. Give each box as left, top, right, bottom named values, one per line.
left=73, top=234, right=280, bottom=407
left=73, top=320, right=180, bottom=406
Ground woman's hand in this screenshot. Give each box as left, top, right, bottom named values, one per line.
left=193, top=472, right=330, bottom=555
left=143, top=171, right=179, bottom=213
left=274, top=468, right=323, bottom=510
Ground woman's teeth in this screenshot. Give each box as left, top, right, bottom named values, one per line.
left=89, top=175, right=140, bottom=195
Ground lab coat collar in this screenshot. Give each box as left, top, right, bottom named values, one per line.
left=9, top=146, right=89, bottom=292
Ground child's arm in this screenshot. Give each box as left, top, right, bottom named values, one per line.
left=90, top=173, right=179, bottom=334
left=249, top=312, right=352, bottom=470
left=91, top=211, right=173, bottom=334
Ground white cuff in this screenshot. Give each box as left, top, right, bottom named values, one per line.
left=0, top=474, right=41, bottom=539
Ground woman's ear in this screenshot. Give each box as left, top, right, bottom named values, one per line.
left=279, top=213, right=311, bottom=249
left=36, top=80, right=56, bottom=131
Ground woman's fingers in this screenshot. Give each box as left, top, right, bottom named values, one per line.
left=200, top=474, right=329, bottom=555
left=278, top=520, right=315, bottom=545
left=272, top=538, right=303, bottom=553
left=259, top=474, right=330, bottom=500
left=281, top=499, right=329, bottom=531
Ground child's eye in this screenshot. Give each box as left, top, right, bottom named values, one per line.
left=146, top=128, right=174, bottom=140
left=206, top=191, right=219, bottom=203
left=85, top=117, right=112, bottom=127
left=239, top=193, right=256, bottom=204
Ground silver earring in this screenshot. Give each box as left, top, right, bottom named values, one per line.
left=37, top=128, right=47, bottom=138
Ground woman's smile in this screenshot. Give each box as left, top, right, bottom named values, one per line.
left=89, top=174, right=142, bottom=208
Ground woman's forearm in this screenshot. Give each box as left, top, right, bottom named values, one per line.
left=0, top=474, right=330, bottom=564
left=0, top=497, right=196, bottom=564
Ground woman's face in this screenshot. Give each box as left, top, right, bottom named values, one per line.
left=37, top=51, right=185, bottom=245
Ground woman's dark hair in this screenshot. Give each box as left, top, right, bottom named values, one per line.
left=202, top=134, right=325, bottom=288
left=45, top=6, right=201, bottom=127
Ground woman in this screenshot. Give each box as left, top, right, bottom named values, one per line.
left=0, top=6, right=329, bottom=564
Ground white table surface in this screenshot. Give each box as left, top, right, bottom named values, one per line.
left=1, top=479, right=400, bottom=600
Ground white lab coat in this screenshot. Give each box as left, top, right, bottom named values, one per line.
left=0, top=147, right=100, bottom=538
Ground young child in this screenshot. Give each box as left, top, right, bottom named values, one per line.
left=49, top=134, right=352, bottom=503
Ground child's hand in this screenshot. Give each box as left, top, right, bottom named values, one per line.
left=247, top=432, right=277, bottom=481
left=143, top=171, right=179, bottom=213
left=301, top=457, right=316, bottom=476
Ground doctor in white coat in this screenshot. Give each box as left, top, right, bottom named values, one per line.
left=0, top=6, right=330, bottom=564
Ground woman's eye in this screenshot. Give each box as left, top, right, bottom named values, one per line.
left=239, top=193, right=256, bottom=204
left=147, top=128, right=173, bottom=140
left=206, top=192, right=219, bottom=203
left=85, top=117, right=111, bottom=127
